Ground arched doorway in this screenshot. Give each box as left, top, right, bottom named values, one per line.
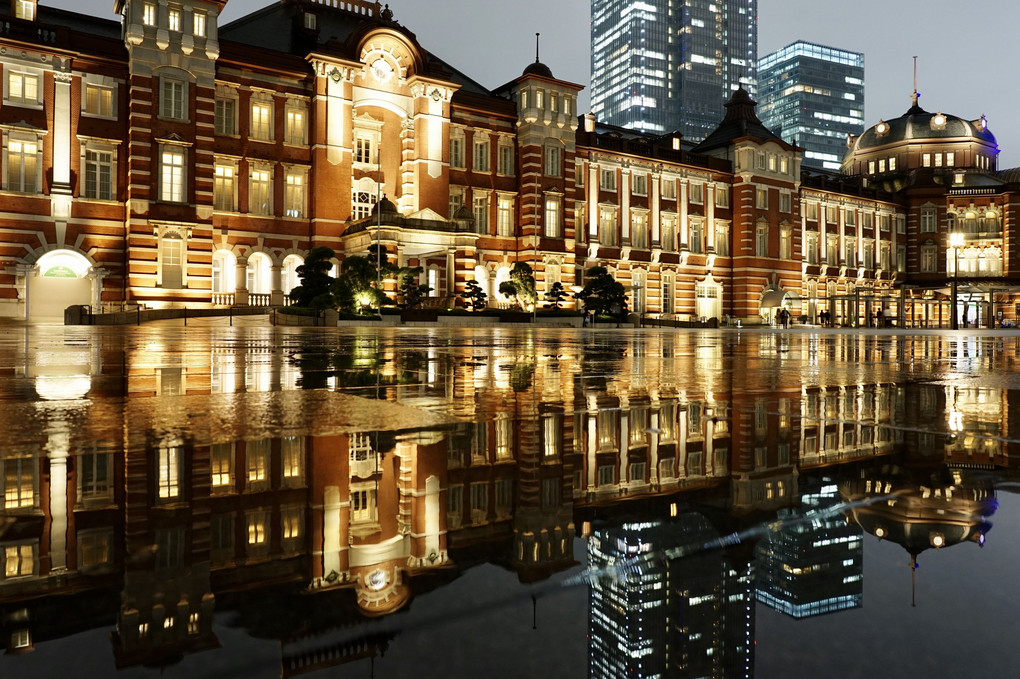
left=246, top=252, right=273, bottom=305
left=29, top=250, right=94, bottom=319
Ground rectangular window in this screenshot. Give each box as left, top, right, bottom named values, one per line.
left=806, top=202, right=818, bottom=220
left=845, top=209, right=856, bottom=226
left=251, top=102, right=273, bottom=141
left=3, top=458, right=34, bottom=509
left=143, top=2, right=156, bottom=25
left=756, top=187, right=768, bottom=209
left=920, top=207, right=937, bottom=232
left=168, top=9, right=181, bottom=31
left=285, top=108, right=306, bottom=145
left=631, top=212, right=647, bottom=249
left=448, top=187, right=463, bottom=219
left=946, top=152, right=955, bottom=167
left=497, top=196, right=514, bottom=236
left=632, top=173, right=647, bottom=196
left=160, top=79, right=186, bottom=120
left=889, top=157, right=898, bottom=171
left=215, top=97, right=236, bottom=135
left=544, top=196, right=560, bottom=237
left=210, top=442, right=233, bottom=491
left=6, top=140, right=37, bottom=193
left=779, top=191, right=791, bottom=213
left=213, top=164, right=235, bottom=211
left=473, top=193, right=488, bottom=231
left=4, top=543, right=34, bottom=578
left=689, top=220, right=703, bottom=254
left=780, top=228, right=791, bottom=259
left=250, top=169, right=272, bottom=215
left=598, top=208, right=617, bottom=246
left=661, top=178, right=675, bottom=200
left=284, top=172, right=305, bottom=218
left=756, top=225, right=768, bottom=257
left=715, top=223, right=729, bottom=256
left=7, top=71, right=39, bottom=105
left=661, top=215, right=676, bottom=251
left=157, top=445, right=181, bottom=500
left=498, top=143, right=514, bottom=175
left=715, top=188, right=729, bottom=208
left=689, top=182, right=703, bottom=204
left=826, top=206, right=838, bottom=223
left=281, top=437, right=303, bottom=484
left=922, top=153, right=931, bottom=167
left=354, top=135, right=374, bottom=164
left=472, top=136, right=490, bottom=172
left=806, top=234, right=818, bottom=264
left=544, top=145, right=561, bottom=177
left=450, top=135, right=465, bottom=169
left=160, top=147, right=185, bottom=202
left=84, top=150, right=113, bottom=200
left=600, top=168, right=616, bottom=191
left=470, top=482, right=488, bottom=522
left=84, top=84, right=114, bottom=117
left=193, top=12, right=206, bottom=37
left=15, top=0, right=35, bottom=20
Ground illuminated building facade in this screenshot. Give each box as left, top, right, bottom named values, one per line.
left=1, top=1, right=1020, bottom=327
left=590, top=0, right=758, bottom=140
left=757, top=41, right=865, bottom=171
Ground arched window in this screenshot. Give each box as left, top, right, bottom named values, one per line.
left=246, top=252, right=272, bottom=294
left=212, top=250, right=236, bottom=293
left=282, top=254, right=303, bottom=295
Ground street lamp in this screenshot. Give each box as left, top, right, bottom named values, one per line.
left=949, top=231, right=964, bottom=329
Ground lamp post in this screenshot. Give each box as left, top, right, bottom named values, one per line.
left=949, top=231, right=964, bottom=330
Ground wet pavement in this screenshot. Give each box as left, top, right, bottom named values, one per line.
left=0, top=321, right=1017, bottom=678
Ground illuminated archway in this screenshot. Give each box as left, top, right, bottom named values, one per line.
left=29, top=250, right=94, bottom=319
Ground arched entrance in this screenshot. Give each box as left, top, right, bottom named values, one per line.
left=29, top=250, right=94, bottom=319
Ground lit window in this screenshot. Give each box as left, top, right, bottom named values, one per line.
left=3, top=458, right=34, bottom=509
left=284, top=171, right=305, bottom=218
left=6, top=140, right=38, bottom=193
left=213, top=164, right=235, bottom=211
left=210, top=442, right=233, bottom=490
left=756, top=223, right=768, bottom=257
left=922, top=153, right=931, bottom=167
left=600, top=168, right=616, bottom=191
left=497, top=195, right=513, bottom=236
left=281, top=437, right=304, bottom=484
left=84, top=84, right=114, bottom=117
left=450, top=133, right=465, bottom=169
left=250, top=168, right=272, bottom=215
left=142, top=2, right=156, bottom=26
left=193, top=12, right=206, bottom=37
left=689, top=182, right=703, bottom=204
left=160, top=147, right=185, bottom=202
left=251, top=102, right=273, bottom=141
left=304, top=12, right=317, bottom=30
left=15, top=0, right=35, bottom=21
left=168, top=9, right=180, bottom=31
left=7, top=71, right=39, bottom=105
left=84, top=150, right=114, bottom=200
left=715, top=189, right=729, bottom=208
left=354, top=135, right=374, bottom=164
left=544, top=196, right=561, bottom=237
left=285, top=107, right=306, bottom=145
left=779, top=191, right=791, bottom=213
left=756, top=187, right=768, bottom=209
left=661, top=178, right=675, bottom=200
left=157, top=445, right=181, bottom=500
left=3, top=543, right=34, bottom=578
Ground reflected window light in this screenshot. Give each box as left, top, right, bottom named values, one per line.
left=157, top=444, right=181, bottom=500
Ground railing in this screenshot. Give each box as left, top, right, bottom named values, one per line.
left=211, top=292, right=235, bottom=306
left=0, top=18, right=66, bottom=45
left=248, top=293, right=272, bottom=307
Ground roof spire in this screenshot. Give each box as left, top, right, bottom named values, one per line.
left=535, top=32, right=540, bottom=64
left=911, top=56, right=920, bottom=108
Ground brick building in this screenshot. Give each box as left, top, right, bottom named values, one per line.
left=0, top=0, right=1018, bottom=327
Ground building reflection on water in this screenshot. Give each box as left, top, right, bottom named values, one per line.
left=0, top=330, right=1017, bottom=675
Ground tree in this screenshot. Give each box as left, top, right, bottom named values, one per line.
left=544, top=281, right=569, bottom=310
left=462, top=280, right=488, bottom=311
left=574, top=266, right=627, bottom=318
left=498, top=262, right=537, bottom=310
left=331, top=255, right=390, bottom=312
left=398, top=269, right=431, bottom=308
left=289, top=246, right=337, bottom=309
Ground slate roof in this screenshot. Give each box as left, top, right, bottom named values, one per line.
left=692, top=86, right=794, bottom=154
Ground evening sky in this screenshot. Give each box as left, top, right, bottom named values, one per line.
left=45, top=0, right=1020, bottom=166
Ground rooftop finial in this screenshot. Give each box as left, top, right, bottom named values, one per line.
left=911, top=56, right=920, bottom=107
left=535, top=33, right=541, bottom=63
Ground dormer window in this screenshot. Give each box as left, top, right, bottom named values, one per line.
left=15, top=0, right=35, bottom=21
left=304, top=12, right=317, bottom=30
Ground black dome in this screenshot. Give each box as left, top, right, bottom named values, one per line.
left=523, top=60, right=553, bottom=78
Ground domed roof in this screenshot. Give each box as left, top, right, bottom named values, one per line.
left=371, top=195, right=398, bottom=216
left=523, top=60, right=553, bottom=78
left=849, top=99, right=996, bottom=154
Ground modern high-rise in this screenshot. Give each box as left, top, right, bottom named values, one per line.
left=590, top=0, right=757, bottom=141
left=757, top=41, right=865, bottom=170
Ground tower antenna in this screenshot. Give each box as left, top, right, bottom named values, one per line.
left=535, top=32, right=540, bottom=63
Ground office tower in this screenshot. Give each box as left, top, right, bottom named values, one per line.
left=757, top=41, right=865, bottom=170
left=590, top=0, right=757, bottom=141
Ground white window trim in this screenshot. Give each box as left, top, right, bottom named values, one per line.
left=214, top=85, right=240, bottom=137
left=2, top=127, right=45, bottom=194
left=213, top=157, right=239, bottom=213
left=283, top=165, right=308, bottom=219
left=3, top=68, right=43, bottom=110
left=159, top=75, right=188, bottom=121
left=78, top=136, right=121, bottom=202
left=284, top=100, right=309, bottom=146
left=250, top=91, right=275, bottom=142
left=81, top=77, right=119, bottom=120
left=249, top=163, right=274, bottom=216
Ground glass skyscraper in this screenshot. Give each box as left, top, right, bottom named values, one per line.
left=590, top=0, right=757, bottom=141
left=757, top=41, right=865, bottom=170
